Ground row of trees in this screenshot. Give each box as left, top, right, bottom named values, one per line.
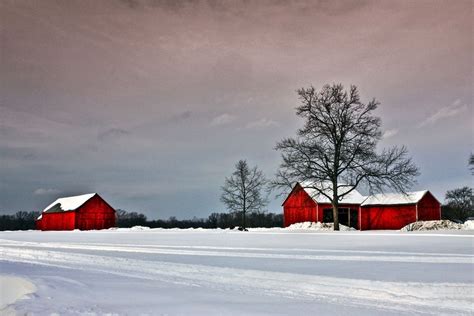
left=0, top=211, right=40, bottom=230
left=442, top=186, right=474, bottom=222
left=220, top=84, right=473, bottom=230
left=115, top=210, right=283, bottom=229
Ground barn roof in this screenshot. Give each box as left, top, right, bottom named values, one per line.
left=37, top=193, right=96, bottom=220
left=299, top=181, right=366, bottom=205
left=361, top=191, right=428, bottom=206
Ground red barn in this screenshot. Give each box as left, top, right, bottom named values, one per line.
left=36, top=193, right=116, bottom=231
left=282, top=182, right=441, bottom=230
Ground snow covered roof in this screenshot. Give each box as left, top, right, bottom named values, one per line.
left=299, top=181, right=366, bottom=205
left=361, top=191, right=428, bottom=206
left=37, top=193, right=96, bottom=220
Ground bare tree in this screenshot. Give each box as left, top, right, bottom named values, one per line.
left=445, top=187, right=473, bottom=221
left=221, top=160, right=268, bottom=230
left=272, top=84, right=419, bottom=230
left=469, top=154, right=474, bottom=175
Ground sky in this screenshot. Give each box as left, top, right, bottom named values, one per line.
left=1, top=0, right=472, bottom=219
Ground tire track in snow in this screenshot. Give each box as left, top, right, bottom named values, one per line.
left=1, top=246, right=472, bottom=315
left=0, top=240, right=472, bottom=264
left=49, top=241, right=474, bottom=257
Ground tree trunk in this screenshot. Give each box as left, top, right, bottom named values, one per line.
left=242, top=197, right=246, bottom=230
left=332, top=203, right=340, bottom=231
left=332, top=180, right=340, bottom=231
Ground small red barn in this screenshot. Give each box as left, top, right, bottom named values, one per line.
left=36, top=193, right=116, bottom=231
left=282, top=182, right=441, bottom=230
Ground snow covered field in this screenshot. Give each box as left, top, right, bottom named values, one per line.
left=1, top=229, right=473, bottom=315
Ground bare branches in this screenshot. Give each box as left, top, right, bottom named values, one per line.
left=272, top=83, right=419, bottom=230
left=221, top=160, right=269, bottom=230
left=469, top=153, right=474, bottom=175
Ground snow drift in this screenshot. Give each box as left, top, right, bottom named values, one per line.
left=286, top=221, right=356, bottom=231
left=0, top=275, right=36, bottom=311
left=401, top=220, right=474, bottom=231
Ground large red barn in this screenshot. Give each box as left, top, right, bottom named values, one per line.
left=36, top=193, right=116, bottom=231
left=282, top=182, right=441, bottom=230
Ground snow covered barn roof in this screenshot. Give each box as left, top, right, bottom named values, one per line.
left=299, top=181, right=366, bottom=205
left=361, top=191, right=428, bottom=206
left=37, top=193, right=96, bottom=220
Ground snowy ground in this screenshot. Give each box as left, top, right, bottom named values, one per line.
left=1, top=229, right=473, bottom=315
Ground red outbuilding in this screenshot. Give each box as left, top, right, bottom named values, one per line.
left=36, top=193, right=116, bottom=231
left=282, top=182, right=441, bottom=230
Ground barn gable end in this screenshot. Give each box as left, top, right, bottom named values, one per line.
left=283, top=183, right=317, bottom=227
left=416, top=191, right=441, bottom=221
left=76, top=194, right=116, bottom=230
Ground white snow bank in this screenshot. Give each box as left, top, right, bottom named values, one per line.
left=109, top=226, right=151, bottom=231
left=462, top=220, right=474, bottom=230
left=0, top=275, right=36, bottom=310
left=401, top=220, right=463, bottom=232
left=286, top=221, right=356, bottom=231
left=130, top=226, right=151, bottom=231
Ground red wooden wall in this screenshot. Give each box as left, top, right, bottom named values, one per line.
left=38, top=211, right=76, bottom=231
left=417, top=192, right=441, bottom=221
left=283, top=185, right=317, bottom=226
left=76, top=194, right=116, bottom=230
left=360, top=205, right=417, bottom=230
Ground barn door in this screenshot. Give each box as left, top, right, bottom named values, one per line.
left=349, top=209, right=358, bottom=229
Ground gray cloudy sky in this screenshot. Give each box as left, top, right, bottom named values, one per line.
left=1, top=0, right=472, bottom=219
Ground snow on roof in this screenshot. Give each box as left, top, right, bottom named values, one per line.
left=37, top=193, right=96, bottom=220
left=361, top=191, right=427, bottom=206
left=299, top=181, right=366, bottom=205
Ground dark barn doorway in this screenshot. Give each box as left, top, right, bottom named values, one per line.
left=323, top=208, right=358, bottom=229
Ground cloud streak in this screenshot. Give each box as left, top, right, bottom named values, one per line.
left=98, top=128, right=131, bottom=141
left=418, top=99, right=468, bottom=128
left=210, top=114, right=236, bottom=126
left=245, top=118, right=279, bottom=129
left=33, top=188, right=61, bottom=196
left=383, top=129, right=399, bottom=139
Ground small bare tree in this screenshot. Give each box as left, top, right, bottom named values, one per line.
left=221, top=160, right=268, bottom=230
left=445, top=187, right=473, bottom=221
left=272, top=84, right=419, bottom=230
left=469, top=154, right=474, bottom=175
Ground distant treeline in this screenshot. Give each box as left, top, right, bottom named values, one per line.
left=0, top=211, right=40, bottom=231
left=441, top=205, right=474, bottom=223
left=115, top=209, right=284, bottom=229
